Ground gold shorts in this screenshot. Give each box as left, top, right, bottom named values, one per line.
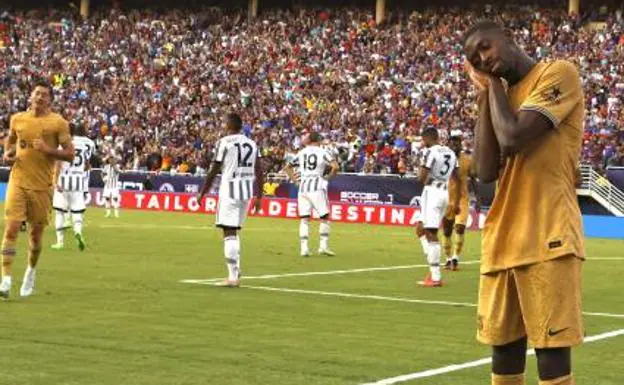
left=4, top=183, right=52, bottom=226
left=477, top=255, right=583, bottom=348
left=444, top=195, right=470, bottom=226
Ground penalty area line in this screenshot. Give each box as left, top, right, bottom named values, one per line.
left=360, top=328, right=624, bottom=385
left=180, top=260, right=481, bottom=284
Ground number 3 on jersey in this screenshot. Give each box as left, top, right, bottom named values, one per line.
left=73, top=148, right=85, bottom=167
left=440, top=154, right=452, bottom=176
left=234, top=143, right=253, bottom=168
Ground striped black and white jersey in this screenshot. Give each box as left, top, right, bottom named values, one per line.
left=57, top=136, right=96, bottom=192
left=216, top=134, right=260, bottom=201
left=423, top=144, right=457, bottom=184
left=102, top=164, right=121, bottom=190
left=290, top=145, right=334, bottom=194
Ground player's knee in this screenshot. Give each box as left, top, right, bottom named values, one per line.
left=28, top=225, right=45, bottom=246
left=455, top=225, right=466, bottom=235
left=535, top=347, right=571, bottom=380
left=442, top=224, right=453, bottom=237
left=300, top=216, right=310, bottom=224
left=492, top=337, right=528, bottom=375
left=3, top=222, right=20, bottom=241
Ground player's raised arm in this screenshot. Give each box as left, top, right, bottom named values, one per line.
left=473, top=90, right=501, bottom=183
left=487, top=61, right=581, bottom=156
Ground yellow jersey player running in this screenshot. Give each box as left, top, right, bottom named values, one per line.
left=1, top=82, right=74, bottom=299
left=441, top=134, right=474, bottom=271
left=464, top=21, right=584, bottom=385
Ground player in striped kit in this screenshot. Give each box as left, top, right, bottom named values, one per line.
left=416, top=127, right=459, bottom=287
left=284, top=132, right=339, bottom=257
left=197, top=113, right=264, bottom=287
left=102, top=157, right=121, bottom=218
left=51, top=123, right=95, bottom=251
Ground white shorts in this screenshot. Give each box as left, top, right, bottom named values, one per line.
left=216, top=197, right=250, bottom=230
left=420, top=185, right=449, bottom=229
left=298, top=190, right=330, bottom=218
left=53, top=190, right=87, bottom=213
left=103, top=188, right=121, bottom=200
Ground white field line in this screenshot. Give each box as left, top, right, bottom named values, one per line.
left=183, top=280, right=624, bottom=319
left=232, top=284, right=476, bottom=308
left=180, top=260, right=481, bottom=284
left=361, top=328, right=624, bottom=385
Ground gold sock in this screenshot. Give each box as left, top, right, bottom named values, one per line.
left=1, top=237, right=17, bottom=277
left=442, top=235, right=452, bottom=258
left=453, top=232, right=465, bottom=257
left=28, top=247, right=42, bottom=269
left=539, top=374, right=574, bottom=385
left=492, top=373, right=525, bottom=385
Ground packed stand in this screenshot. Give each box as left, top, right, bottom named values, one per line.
left=0, top=5, right=623, bottom=176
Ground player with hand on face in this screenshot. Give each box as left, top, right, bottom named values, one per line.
left=416, top=127, right=458, bottom=288
left=197, top=113, right=264, bottom=287
left=464, top=20, right=584, bottom=385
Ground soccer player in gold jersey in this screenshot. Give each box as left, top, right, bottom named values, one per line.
left=1, top=83, right=74, bottom=299
left=441, top=135, right=474, bottom=270
left=463, top=21, right=584, bottom=385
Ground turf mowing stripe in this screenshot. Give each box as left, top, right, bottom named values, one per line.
left=181, top=261, right=482, bottom=283
left=360, top=328, right=624, bottom=384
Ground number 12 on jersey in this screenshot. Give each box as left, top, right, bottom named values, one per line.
left=234, top=143, right=253, bottom=168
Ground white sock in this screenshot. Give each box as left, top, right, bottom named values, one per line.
left=1, top=275, right=11, bottom=287
left=299, top=218, right=310, bottom=253
left=72, top=213, right=83, bottom=235
left=319, top=221, right=330, bottom=251
left=24, top=266, right=35, bottom=277
left=419, top=235, right=429, bottom=254
left=224, top=236, right=240, bottom=281
left=55, top=212, right=65, bottom=244
left=428, top=242, right=442, bottom=282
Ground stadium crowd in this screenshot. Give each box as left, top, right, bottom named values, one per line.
left=0, top=4, right=623, bottom=175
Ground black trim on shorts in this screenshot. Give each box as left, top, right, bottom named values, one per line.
left=216, top=224, right=241, bottom=231
left=319, top=213, right=330, bottom=220
left=71, top=209, right=86, bottom=214
left=299, top=215, right=311, bottom=219
left=53, top=207, right=69, bottom=213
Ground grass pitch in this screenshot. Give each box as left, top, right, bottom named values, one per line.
left=1, top=208, right=623, bottom=385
